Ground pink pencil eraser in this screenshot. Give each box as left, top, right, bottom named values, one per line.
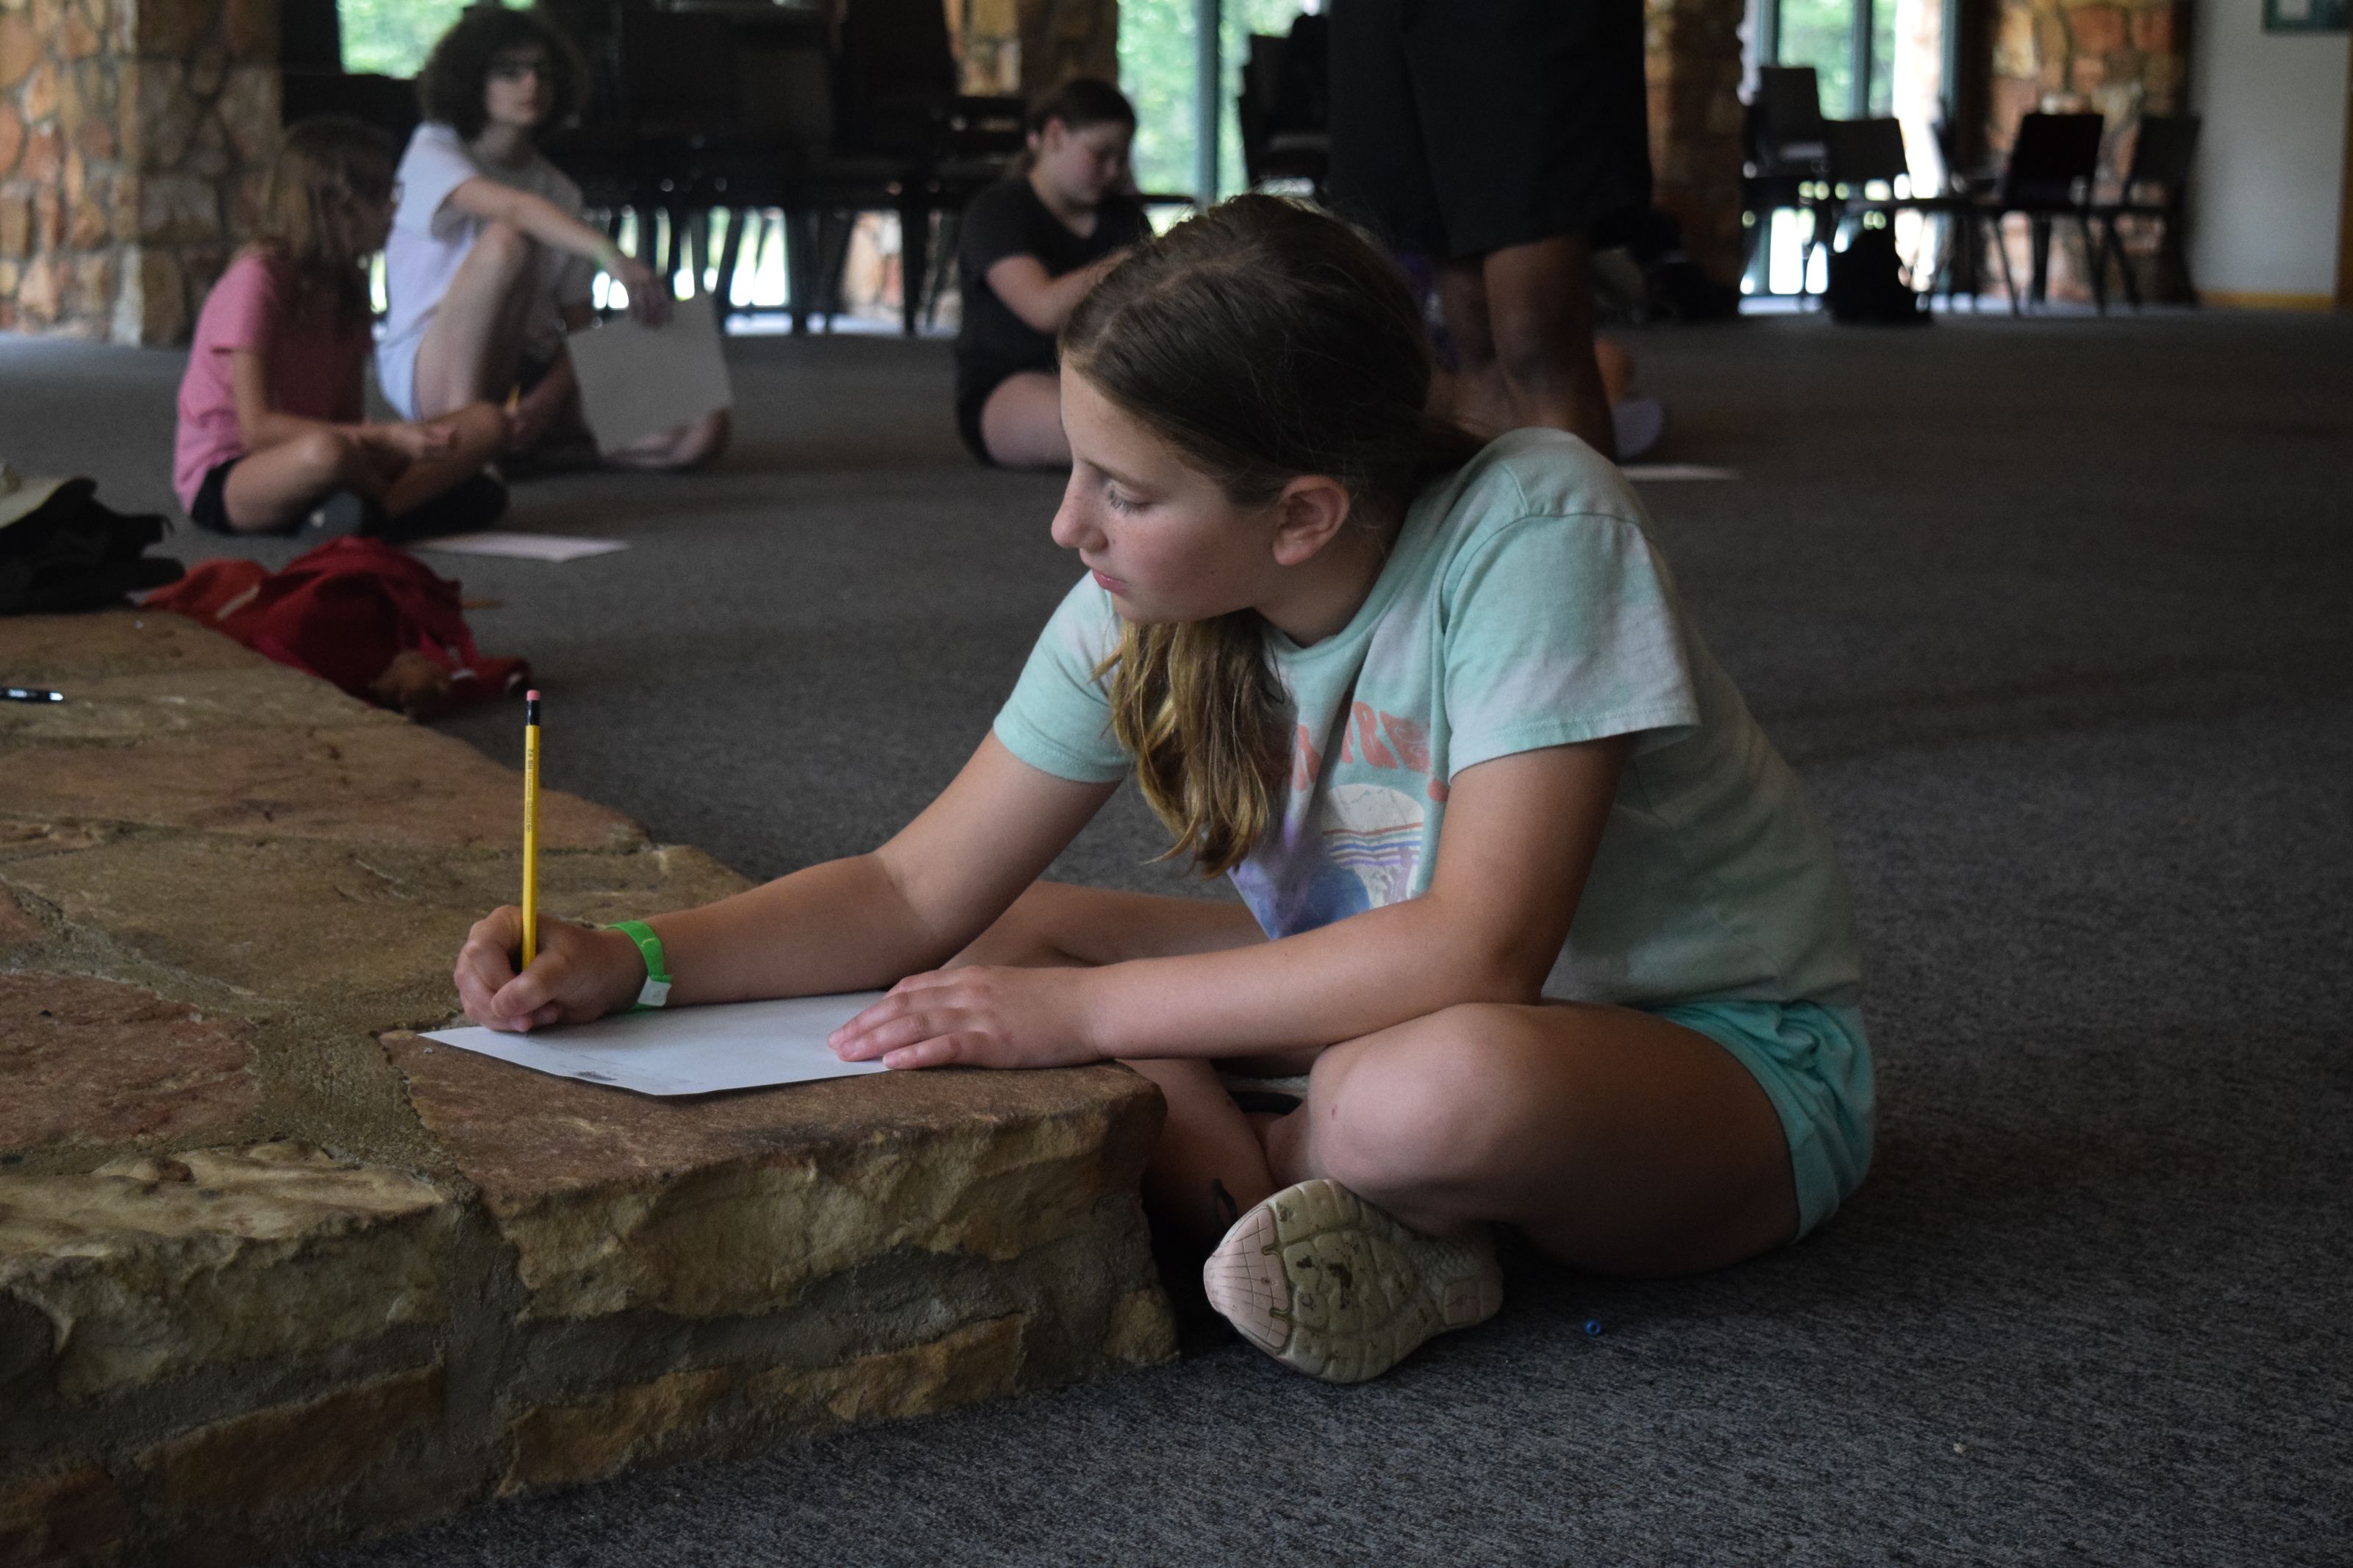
left=525, top=689, right=540, bottom=701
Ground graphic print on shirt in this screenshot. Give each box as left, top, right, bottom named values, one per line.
left=1235, top=701, right=1437, bottom=939
left=1318, top=782, right=1427, bottom=906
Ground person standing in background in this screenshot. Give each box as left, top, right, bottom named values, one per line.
left=1325, top=0, right=1651, bottom=459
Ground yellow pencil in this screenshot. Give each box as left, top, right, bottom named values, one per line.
left=521, top=689, right=541, bottom=969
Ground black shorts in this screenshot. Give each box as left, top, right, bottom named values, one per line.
left=1325, top=0, right=1652, bottom=260
left=954, top=376, right=999, bottom=467
left=188, top=457, right=240, bottom=534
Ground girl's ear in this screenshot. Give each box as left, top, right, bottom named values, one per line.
left=1268, top=476, right=1353, bottom=568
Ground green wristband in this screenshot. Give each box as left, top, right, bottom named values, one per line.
left=609, top=920, right=672, bottom=1012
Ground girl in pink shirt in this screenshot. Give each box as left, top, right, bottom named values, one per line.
left=172, top=118, right=506, bottom=537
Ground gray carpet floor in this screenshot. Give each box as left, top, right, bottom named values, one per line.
left=3, top=307, right=2349, bottom=1566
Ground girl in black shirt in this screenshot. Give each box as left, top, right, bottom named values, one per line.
left=954, top=79, right=1149, bottom=468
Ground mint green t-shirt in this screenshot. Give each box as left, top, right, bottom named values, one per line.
left=993, top=429, right=1863, bottom=1010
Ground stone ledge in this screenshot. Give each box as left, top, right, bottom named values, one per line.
left=0, top=611, right=1174, bottom=1567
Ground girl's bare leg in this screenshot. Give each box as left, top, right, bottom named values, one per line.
left=1261, top=1000, right=1799, bottom=1277
left=978, top=370, right=1071, bottom=468
left=380, top=402, right=508, bottom=516
left=218, top=429, right=380, bottom=532
left=951, top=882, right=1274, bottom=1247
left=1478, top=234, right=1618, bottom=459
left=410, top=221, right=542, bottom=420
left=1433, top=260, right=1515, bottom=437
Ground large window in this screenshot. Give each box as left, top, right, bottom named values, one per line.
left=1120, top=0, right=1315, bottom=202
left=337, top=0, right=479, bottom=77
left=1749, top=0, right=1951, bottom=295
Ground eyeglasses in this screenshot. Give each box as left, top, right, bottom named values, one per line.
left=488, top=57, right=551, bottom=82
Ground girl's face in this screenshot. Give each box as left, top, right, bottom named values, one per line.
left=1051, top=370, right=1277, bottom=625
left=483, top=45, right=554, bottom=133
left=1032, top=118, right=1132, bottom=208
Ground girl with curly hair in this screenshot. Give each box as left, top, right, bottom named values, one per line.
left=380, top=6, right=729, bottom=470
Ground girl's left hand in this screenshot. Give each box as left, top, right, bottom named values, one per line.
left=829, top=966, right=1105, bottom=1071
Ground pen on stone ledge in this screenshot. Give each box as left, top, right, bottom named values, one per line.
left=521, top=690, right=541, bottom=970
left=4, top=687, right=64, bottom=703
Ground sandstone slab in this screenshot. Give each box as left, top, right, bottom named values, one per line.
left=0, top=885, right=37, bottom=956
left=0, top=721, right=645, bottom=852
left=0, top=1463, right=132, bottom=1567
left=0, top=837, right=740, bottom=1028
left=385, top=1033, right=1162, bottom=1321
left=0, top=1142, right=453, bottom=1399
left=499, top=1314, right=1029, bottom=1494
left=0, top=612, right=265, bottom=684
left=143, top=1364, right=444, bottom=1536
left=0, top=609, right=1176, bottom=1564
left=0, top=664, right=397, bottom=743
left=0, top=971, right=255, bottom=1150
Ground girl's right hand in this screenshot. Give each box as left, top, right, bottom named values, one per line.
left=452, top=907, right=643, bottom=1032
left=607, top=255, right=672, bottom=326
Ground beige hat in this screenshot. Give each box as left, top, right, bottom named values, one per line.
left=0, top=462, right=74, bottom=529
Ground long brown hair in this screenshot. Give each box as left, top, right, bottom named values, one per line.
left=1062, top=194, right=1483, bottom=876
left=1011, top=76, right=1135, bottom=179
left=254, top=117, right=396, bottom=332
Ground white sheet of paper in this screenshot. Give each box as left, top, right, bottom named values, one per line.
left=414, top=531, right=630, bottom=562
left=568, top=292, right=735, bottom=454
left=1623, top=463, right=1740, bottom=482
left=422, top=992, right=893, bottom=1097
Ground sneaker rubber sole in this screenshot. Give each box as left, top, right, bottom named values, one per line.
left=1202, top=1178, right=1503, bottom=1383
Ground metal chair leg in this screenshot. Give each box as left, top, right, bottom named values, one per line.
left=2102, top=214, right=2143, bottom=311
left=783, top=208, right=819, bottom=335
left=1993, top=212, right=2022, bottom=315
left=714, top=207, right=751, bottom=321
left=2076, top=212, right=2106, bottom=314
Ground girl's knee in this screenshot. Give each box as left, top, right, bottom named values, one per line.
left=1308, top=1004, right=1542, bottom=1196
left=288, top=426, right=361, bottom=484
left=471, top=221, right=536, bottom=273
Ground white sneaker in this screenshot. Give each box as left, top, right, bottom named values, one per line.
left=1202, top=1178, right=1504, bottom=1383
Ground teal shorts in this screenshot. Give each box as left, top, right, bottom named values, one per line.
left=1647, top=998, right=1874, bottom=1239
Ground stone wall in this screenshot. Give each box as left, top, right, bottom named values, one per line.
left=947, top=0, right=1117, bottom=99
left=0, top=612, right=1174, bottom=1567
left=0, top=0, right=275, bottom=344
left=1646, top=0, right=1748, bottom=282
left=1985, top=0, right=2190, bottom=298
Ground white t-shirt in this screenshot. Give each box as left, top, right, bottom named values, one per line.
left=380, top=123, right=596, bottom=381
left=993, top=429, right=1865, bottom=1011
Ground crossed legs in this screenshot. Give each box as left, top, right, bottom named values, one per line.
left=954, top=882, right=1798, bottom=1278
left=216, top=403, right=507, bottom=534
left=978, top=370, right=1071, bottom=469
left=410, top=220, right=731, bottom=471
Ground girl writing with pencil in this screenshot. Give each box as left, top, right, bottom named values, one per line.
left=453, top=197, right=1872, bottom=1385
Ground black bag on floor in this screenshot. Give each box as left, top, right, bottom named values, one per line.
left=1827, top=226, right=1930, bottom=326
left=0, top=468, right=185, bottom=615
